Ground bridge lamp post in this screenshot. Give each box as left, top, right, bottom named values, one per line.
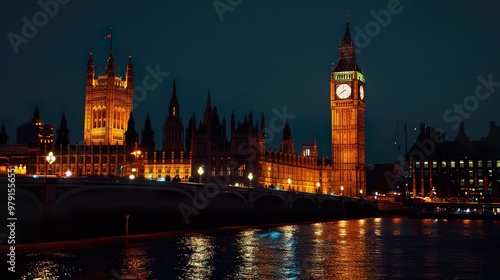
left=316, top=182, right=320, bottom=194
left=248, top=172, right=253, bottom=188
left=46, top=151, right=55, bottom=176
left=360, top=189, right=363, bottom=198
left=287, top=178, right=291, bottom=191
left=340, top=185, right=344, bottom=196
left=197, top=166, right=204, bottom=185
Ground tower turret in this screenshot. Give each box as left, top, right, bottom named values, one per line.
left=125, top=112, right=138, bottom=152
left=55, top=113, right=70, bottom=146
left=141, top=113, right=155, bottom=154
left=0, top=123, right=8, bottom=144
left=280, top=120, right=294, bottom=154
left=32, top=105, right=41, bottom=124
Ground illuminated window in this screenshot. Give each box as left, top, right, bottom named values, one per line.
left=487, top=160, right=492, bottom=168
left=497, top=160, right=500, bottom=168
left=450, top=161, right=456, bottom=168
left=468, top=161, right=474, bottom=168
left=238, top=164, right=245, bottom=177
left=303, top=148, right=311, bottom=157
left=489, top=170, right=493, bottom=177
left=173, top=107, right=176, bottom=116
left=424, top=161, right=429, bottom=168
left=479, top=179, right=484, bottom=186
left=441, top=161, right=447, bottom=168
left=459, top=160, right=465, bottom=168
left=460, top=179, right=465, bottom=186
left=478, top=160, right=483, bottom=168
left=432, top=161, right=437, bottom=168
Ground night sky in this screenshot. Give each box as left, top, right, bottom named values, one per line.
left=1, top=0, right=500, bottom=163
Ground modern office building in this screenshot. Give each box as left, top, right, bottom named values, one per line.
left=408, top=122, right=500, bottom=202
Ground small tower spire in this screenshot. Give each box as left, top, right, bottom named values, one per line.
left=0, top=123, right=8, bottom=144
left=32, top=105, right=41, bottom=124
left=206, top=88, right=212, bottom=109
left=56, top=113, right=70, bottom=146
left=141, top=113, right=155, bottom=154
left=334, top=14, right=359, bottom=72
left=168, top=80, right=179, bottom=118
left=126, top=55, right=133, bottom=87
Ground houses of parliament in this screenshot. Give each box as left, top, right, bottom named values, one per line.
left=0, top=20, right=367, bottom=197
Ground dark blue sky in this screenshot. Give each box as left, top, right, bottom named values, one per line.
left=2, top=0, right=500, bottom=163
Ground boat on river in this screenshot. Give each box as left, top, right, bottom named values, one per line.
left=408, top=199, right=500, bottom=219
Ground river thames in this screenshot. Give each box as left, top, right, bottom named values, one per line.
left=9, top=217, right=500, bottom=279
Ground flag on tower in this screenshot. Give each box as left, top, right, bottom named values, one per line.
left=104, top=33, right=112, bottom=39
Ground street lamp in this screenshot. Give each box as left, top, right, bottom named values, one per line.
left=316, top=182, right=320, bottom=194
left=360, top=189, right=363, bottom=198
left=287, top=178, right=291, bottom=191
left=340, top=185, right=344, bottom=196
left=46, top=151, right=55, bottom=175
left=248, top=172, right=253, bottom=188
left=130, top=150, right=142, bottom=178
left=131, top=150, right=142, bottom=159
left=197, top=166, right=204, bottom=184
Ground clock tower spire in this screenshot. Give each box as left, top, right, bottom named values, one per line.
left=330, top=16, right=366, bottom=197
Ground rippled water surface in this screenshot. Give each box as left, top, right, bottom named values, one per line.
left=12, top=218, right=500, bottom=279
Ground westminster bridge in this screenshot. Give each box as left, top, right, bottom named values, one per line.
left=1, top=176, right=378, bottom=243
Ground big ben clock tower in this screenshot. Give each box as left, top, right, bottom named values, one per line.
left=331, top=17, right=366, bottom=197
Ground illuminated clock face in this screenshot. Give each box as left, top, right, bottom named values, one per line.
left=360, top=85, right=365, bottom=100
left=336, top=84, right=351, bottom=99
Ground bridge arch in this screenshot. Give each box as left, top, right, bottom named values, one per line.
left=343, top=200, right=361, bottom=216
left=253, top=194, right=288, bottom=212
left=361, top=202, right=377, bottom=216
left=53, top=185, right=194, bottom=214
left=15, top=187, right=44, bottom=219
left=291, top=196, right=317, bottom=210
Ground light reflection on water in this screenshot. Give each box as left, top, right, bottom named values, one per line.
left=13, top=218, right=500, bottom=279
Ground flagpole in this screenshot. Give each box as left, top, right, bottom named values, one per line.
left=110, top=27, right=113, bottom=54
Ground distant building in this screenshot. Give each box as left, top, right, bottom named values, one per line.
left=16, top=106, right=54, bottom=145
left=408, top=122, right=500, bottom=202
left=365, top=163, right=404, bottom=195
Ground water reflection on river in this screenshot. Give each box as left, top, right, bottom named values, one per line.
left=13, top=217, right=500, bottom=279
